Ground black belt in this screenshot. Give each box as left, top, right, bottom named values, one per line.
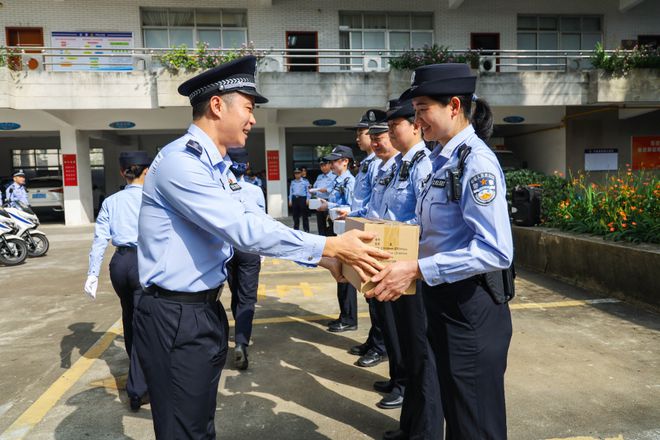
left=143, top=285, right=222, bottom=304
left=293, top=195, right=306, bottom=199
left=115, top=246, right=137, bottom=254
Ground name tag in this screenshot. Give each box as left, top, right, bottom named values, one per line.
left=229, top=182, right=242, bottom=192
left=431, top=178, right=446, bottom=188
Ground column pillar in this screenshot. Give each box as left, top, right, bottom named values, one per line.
left=263, top=110, right=288, bottom=218
left=60, top=126, right=94, bottom=225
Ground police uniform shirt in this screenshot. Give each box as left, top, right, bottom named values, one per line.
left=326, top=170, right=356, bottom=209
left=238, top=175, right=266, bottom=212
left=380, top=141, right=431, bottom=224
left=351, top=154, right=399, bottom=219
left=351, top=152, right=381, bottom=211
left=416, top=124, right=513, bottom=286
left=88, top=184, right=142, bottom=276
left=6, top=182, right=28, bottom=207
left=312, top=171, right=336, bottom=200
left=138, top=124, right=325, bottom=292
left=289, top=178, right=310, bottom=202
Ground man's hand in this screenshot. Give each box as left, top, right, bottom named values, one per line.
left=335, top=209, right=349, bottom=220
left=317, top=199, right=328, bottom=212
left=318, top=188, right=328, bottom=194
left=365, top=260, right=421, bottom=302
left=324, top=230, right=391, bottom=279
left=318, top=257, right=347, bottom=283
left=288, top=201, right=292, bottom=208
left=84, top=275, right=98, bottom=300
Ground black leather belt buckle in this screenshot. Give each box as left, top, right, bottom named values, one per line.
left=144, top=285, right=221, bottom=304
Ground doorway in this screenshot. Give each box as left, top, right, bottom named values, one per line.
left=5, top=27, right=44, bottom=70
left=471, top=33, right=500, bottom=72
left=286, top=31, right=318, bottom=72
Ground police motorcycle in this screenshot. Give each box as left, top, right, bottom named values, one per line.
left=2, top=201, right=49, bottom=257
left=0, top=208, right=28, bottom=265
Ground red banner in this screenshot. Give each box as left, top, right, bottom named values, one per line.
left=267, top=150, right=280, bottom=181
left=631, top=136, right=660, bottom=170
left=62, top=154, right=78, bottom=186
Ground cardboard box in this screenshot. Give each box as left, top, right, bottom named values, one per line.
left=341, top=217, right=419, bottom=295
left=333, top=220, right=345, bottom=234
left=308, top=198, right=322, bottom=210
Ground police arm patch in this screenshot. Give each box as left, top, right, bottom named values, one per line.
left=469, top=172, right=497, bottom=205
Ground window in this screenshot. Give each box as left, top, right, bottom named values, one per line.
left=517, top=15, right=602, bottom=70
left=141, top=8, right=247, bottom=48
left=12, top=149, right=61, bottom=178
left=339, top=11, right=433, bottom=69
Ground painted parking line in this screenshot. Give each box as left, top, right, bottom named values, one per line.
left=0, top=319, right=123, bottom=440
left=510, top=298, right=620, bottom=310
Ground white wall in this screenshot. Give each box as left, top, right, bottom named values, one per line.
left=506, top=126, right=567, bottom=176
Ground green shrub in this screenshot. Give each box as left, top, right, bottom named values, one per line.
left=389, top=45, right=479, bottom=70
left=591, top=42, right=660, bottom=76
left=158, top=41, right=265, bottom=73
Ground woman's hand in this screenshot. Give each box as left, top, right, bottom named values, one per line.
left=365, top=260, right=421, bottom=302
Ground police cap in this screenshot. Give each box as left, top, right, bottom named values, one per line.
left=366, top=109, right=389, bottom=135
left=119, top=151, right=152, bottom=169
left=178, top=55, right=268, bottom=106
left=386, top=98, right=415, bottom=121
left=399, top=63, right=476, bottom=101
left=323, top=145, right=354, bottom=161
left=13, top=169, right=25, bottom=177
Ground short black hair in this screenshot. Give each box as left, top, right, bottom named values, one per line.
left=192, top=93, right=236, bottom=120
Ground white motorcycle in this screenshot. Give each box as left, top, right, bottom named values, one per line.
left=0, top=209, right=28, bottom=266
left=2, top=202, right=49, bottom=257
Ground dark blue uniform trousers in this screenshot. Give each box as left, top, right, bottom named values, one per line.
left=365, top=297, right=387, bottom=355
left=422, top=278, right=512, bottom=440
left=374, top=300, right=406, bottom=396
left=337, top=282, right=358, bottom=326
left=134, top=293, right=228, bottom=440
left=392, top=281, right=443, bottom=439
left=108, top=248, right=147, bottom=400
left=226, top=249, right=261, bottom=346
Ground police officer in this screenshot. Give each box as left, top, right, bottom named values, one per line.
left=84, top=151, right=150, bottom=412
left=289, top=168, right=310, bottom=232
left=5, top=169, right=29, bottom=208
left=369, top=63, right=514, bottom=440
left=310, top=158, right=335, bottom=236
left=135, top=56, right=389, bottom=440
left=317, top=145, right=357, bottom=333
left=225, top=148, right=265, bottom=371
left=346, top=110, right=387, bottom=366
left=378, top=99, right=443, bottom=440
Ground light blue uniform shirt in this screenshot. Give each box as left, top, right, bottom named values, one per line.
left=380, top=141, right=431, bottom=224
left=87, top=184, right=142, bottom=276
left=326, top=170, right=355, bottom=209
left=417, top=124, right=513, bottom=286
left=351, top=152, right=380, bottom=211
left=138, top=124, right=325, bottom=292
left=312, top=171, right=336, bottom=200
left=238, top=175, right=266, bottom=212
left=6, top=182, right=28, bottom=207
left=289, top=178, right=310, bottom=202
left=351, top=155, right=398, bottom=219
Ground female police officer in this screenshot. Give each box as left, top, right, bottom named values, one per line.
left=368, top=63, right=514, bottom=439
left=84, top=151, right=151, bottom=411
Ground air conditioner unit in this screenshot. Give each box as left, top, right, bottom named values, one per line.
left=479, top=55, right=497, bottom=73
left=259, top=54, right=285, bottom=73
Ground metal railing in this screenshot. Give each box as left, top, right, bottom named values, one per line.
left=1, top=46, right=615, bottom=73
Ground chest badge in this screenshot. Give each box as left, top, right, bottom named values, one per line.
left=469, top=173, right=497, bottom=205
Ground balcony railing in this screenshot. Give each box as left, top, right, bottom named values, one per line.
left=1, top=46, right=618, bottom=73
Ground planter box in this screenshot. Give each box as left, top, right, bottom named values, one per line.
left=513, top=226, right=660, bottom=309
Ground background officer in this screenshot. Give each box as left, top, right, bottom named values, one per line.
left=226, top=148, right=265, bottom=371
left=310, top=157, right=335, bottom=236
left=84, top=151, right=150, bottom=412
left=135, top=56, right=389, bottom=440
left=369, top=63, right=514, bottom=440
left=5, top=169, right=29, bottom=208
left=317, top=145, right=357, bottom=333
left=289, top=168, right=310, bottom=232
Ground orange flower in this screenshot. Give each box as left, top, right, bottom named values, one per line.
left=622, top=223, right=627, bottom=228
left=609, top=227, right=615, bottom=232
left=632, top=222, right=637, bottom=226
left=564, top=215, right=569, bottom=219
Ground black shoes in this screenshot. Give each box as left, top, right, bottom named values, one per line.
left=357, top=348, right=385, bottom=367
left=327, top=321, right=357, bottom=333
left=373, top=380, right=394, bottom=393
left=348, top=342, right=370, bottom=356
left=129, top=393, right=149, bottom=412
left=377, top=391, right=404, bottom=409
left=234, top=343, right=249, bottom=370
left=382, top=429, right=408, bottom=440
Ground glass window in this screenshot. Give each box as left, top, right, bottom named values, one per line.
left=222, top=30, right=247, bottom=48
left=89, top=148, right=104, bottom=167
left=388, top=14, right=410, bottom=30
left=340, top=13, right=362, bottom=29
left=142, top=8, right=168, bottom=26
left=560, top=17, right=580, bottom=31
left=411, top=32, right=432, bottom=49
left=411, top=14, right=433, bottom=30
left=169, top=9, right=195, bottom=27
left=350, top=31, right=363, bottom=50
left=517, top=33, right=537, bottom=70
left=518, top=16, right=537, bottom=30
left=389, top=32, right=410, bottom=51
left=561, top=33, right=581, bottom=51
left=144, top=29, right=168, bottom=48
left=170, top=29, right=194, bottom=48
left=195, top=9, right=222, bottom=26
left=364, top=13, right=387, bottom=29
left=198, top=30, right=221, bottom=48
left=363, top=32, right=386, bottom=49
left=539, top=17, right=557, bottom=30
left=338, top=12, right=434, bottom=52
left=222, top=11, right=247, bottom=27
left=581, top=33, right=602, bottom=50
left=581, top=17, right=601, bottom=32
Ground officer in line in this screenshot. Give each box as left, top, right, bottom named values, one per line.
left=369, top=63, right=514, bottom=440
left=225, top=148, right=265, bottom=371
left=84, top=151, right=150, bottom=412
left=378, top=99, right=443, bottom=440
left=317, top=145, right=357, bottom=333
left=5, top=169, right=29, bottom=208
left=289, top=168, right=310, bottom=232
left=341, top=113, right=406, bottom=409
left=135, top=56, right=389, bottom=440
left=345, top=110, right=387, bottom=371
left=310, top=157, right=335, bottom=236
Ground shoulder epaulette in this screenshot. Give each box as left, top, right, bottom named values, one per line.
left=186, top=140, right=203, bottom=156
left=399, top=149, right=428, bottom=181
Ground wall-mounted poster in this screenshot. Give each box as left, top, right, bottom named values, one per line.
left=584, top=148, right=618, bottom=171
left=51, top=32, right=133, bottom=71
left=631, top=136, right=660, bottom=170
